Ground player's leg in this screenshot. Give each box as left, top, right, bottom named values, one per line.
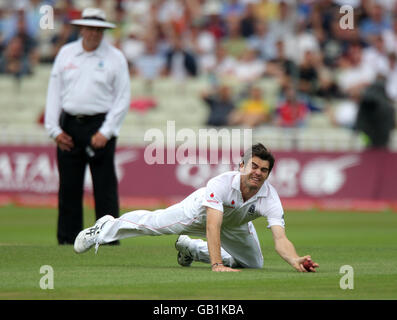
left=220, top=222, right=263, bottom=268
left=96, top=202, right=200, bottom=244
left=175, top=235, right=238, bottom=267
left=74, top=203, right=191, bottom=253
left=74, top=191, right=205, bottom=254
left=175, top=222, right=263, bottom=268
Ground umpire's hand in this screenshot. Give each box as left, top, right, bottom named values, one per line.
left=91, top=132, right=108, bottom=149
left=55, top=132, right=74, bottom=151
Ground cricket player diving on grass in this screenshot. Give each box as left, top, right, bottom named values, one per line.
left=74, top=143, right=319, bottom=272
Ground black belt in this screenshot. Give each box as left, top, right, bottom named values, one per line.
left=63, top=112, right=106, bottom=123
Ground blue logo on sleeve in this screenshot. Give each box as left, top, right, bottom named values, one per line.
left=248, top=205, right=256, bottom=215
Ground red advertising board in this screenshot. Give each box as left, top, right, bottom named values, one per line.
left=0, top=146, right=396, bottom=209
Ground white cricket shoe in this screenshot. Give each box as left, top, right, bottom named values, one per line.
left=73, top=215, right=114, bottom=254
left=175, top=235, right=194, bottom=267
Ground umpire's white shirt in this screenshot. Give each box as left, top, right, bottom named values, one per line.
left=45, top=38, right=131, bottom=139
left=182, top=171, right=285, bottom=229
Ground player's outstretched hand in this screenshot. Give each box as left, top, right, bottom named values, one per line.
left=212, top=264, right=241, bottom=272
left=293, top=255, right=319, bottom=272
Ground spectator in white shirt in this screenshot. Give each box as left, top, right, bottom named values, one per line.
left=184, top=20, right=217, bottom=74
left=201, top=44, right=237, bottom=78
left=268, top=0, right=297, bottom=43
left=121, top=24, right=145, bottom=72
left=164, top=35, right=198, bottom=80
left=382, top=19, right=397, bottom=54
left=44, top=8, right=131, bottom=245
left=233, top=48, right=266, bottom=83
left=385, top=52, right=397, bottom=101
left=362, top=35, right=390, bottom=77
left=336, top=42, right=376, bottom=100
left=134, top=36, right=166, bottom=86
left=247, top=19, right=278, bottom=61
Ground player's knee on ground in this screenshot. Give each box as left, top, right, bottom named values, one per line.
left=236, top=257, right=263, bottom=269
left=241, top=258, right=263, bottom=269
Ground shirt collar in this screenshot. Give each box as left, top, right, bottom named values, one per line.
left=233, top=172, right=269, bottom=198
left=75, top=38, right=107, bottom=58
left=232, top=172, right=241, bottom=191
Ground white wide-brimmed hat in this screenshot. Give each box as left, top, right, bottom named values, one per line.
left=70, top=8, right=116, bottom=29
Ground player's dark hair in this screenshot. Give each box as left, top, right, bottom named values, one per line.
left=241, top=143, right=275, bottom=172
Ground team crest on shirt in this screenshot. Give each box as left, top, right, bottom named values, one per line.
left=64, top=62, right=78, bottom=71
left=95, top=60, right=105, bottom=71
left=207, top=193, right=219, bottom=204
left=248, top=204, right=256, bottom=215
left=224, top=200, right=236, bottom=209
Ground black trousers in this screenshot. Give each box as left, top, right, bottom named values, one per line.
left=57, top=112, right=119, bottom=244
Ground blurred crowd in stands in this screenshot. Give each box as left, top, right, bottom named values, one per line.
left=0, top=0, right=396, bottom=148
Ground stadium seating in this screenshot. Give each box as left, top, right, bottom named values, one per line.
left=0, top=64, right=396, bottom=151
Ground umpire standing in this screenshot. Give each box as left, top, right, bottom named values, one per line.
left=45, top=8, right=131, bottom=245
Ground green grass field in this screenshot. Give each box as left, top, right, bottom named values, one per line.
left=0, top=205, right=396, bottom=300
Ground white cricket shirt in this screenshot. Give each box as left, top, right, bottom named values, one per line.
left=44, top=38, right=131, bottom=139
left=182, top=171, right=285, bottom=229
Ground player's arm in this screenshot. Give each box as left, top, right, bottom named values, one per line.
left=270, top=225, right=319, bottom=272
left=206, top=207, right=240, bottom=272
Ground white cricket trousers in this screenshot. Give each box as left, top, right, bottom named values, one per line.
left=97, top=202, right=264, bottom=268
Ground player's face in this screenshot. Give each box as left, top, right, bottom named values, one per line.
left=81, top=26, right=104, bottom=51
left=240, top=156, right=270, bottom=189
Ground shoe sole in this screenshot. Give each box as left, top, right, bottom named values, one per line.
left=177, top=252, right=192, bottom=267
left=175, top=236, right=193, bottom=267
